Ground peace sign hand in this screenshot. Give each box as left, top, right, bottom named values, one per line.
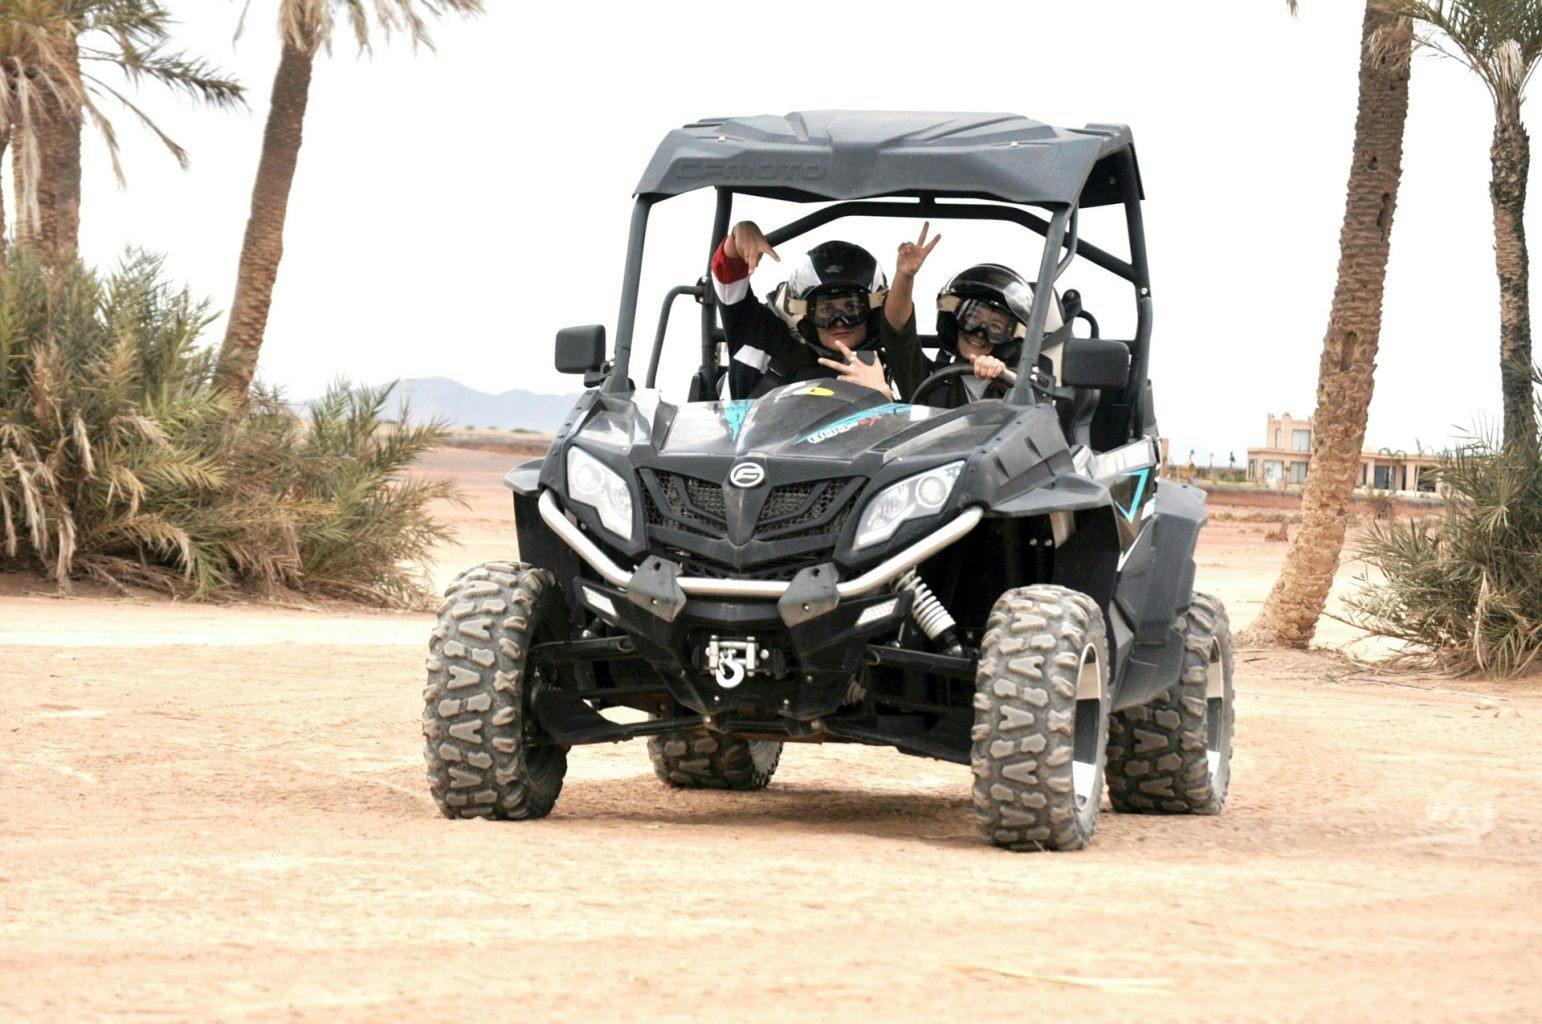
left=895, top=221, right=941, bottom=278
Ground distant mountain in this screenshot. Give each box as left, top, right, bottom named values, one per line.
left=376, top=378, right=579, bottom=433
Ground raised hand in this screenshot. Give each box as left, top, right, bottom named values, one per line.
left=726, top=220, right=780, bottom=274
left=895, top=221, right=941, bottom=278
left=817, top=341, right=891, bottom=396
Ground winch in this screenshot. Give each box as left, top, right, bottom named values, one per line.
left=704, top=636, right=768, bottom=688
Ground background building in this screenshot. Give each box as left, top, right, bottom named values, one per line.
left=1245, top=414, right=1441, bottom=493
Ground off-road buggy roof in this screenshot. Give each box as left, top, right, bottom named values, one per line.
left=634, top=110, right=1142, bottom=208
left=609, top=110, right=1153, bottom=434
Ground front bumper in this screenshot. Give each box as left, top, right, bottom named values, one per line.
left=537, top=489, right=982, bottom=605
left=537, top=488, right=981, bottom=719
left=577, top=578, right=914, bottom=718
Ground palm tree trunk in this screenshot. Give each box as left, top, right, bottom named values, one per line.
left=0, top=126, right=9, bottom=273
left=15, top=36, right=82, bottom=265
left=1491, top=117, right=1535, bottom=449
left=215, top=38, right=315, bottom=397
left=1243, top=4, right=1412, bottom=648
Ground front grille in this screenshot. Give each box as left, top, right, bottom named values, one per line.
left=686, top=478, right=726, bottom=519
left=758, top=482, right=814, bottom=520
left=641, top=471, right=724, bottom=537
left=640, top=471, right=866, bottom=567
left=757, top=479, right=857, bottom=538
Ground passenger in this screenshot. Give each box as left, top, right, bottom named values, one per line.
left=710, top=221, right=939, bottom=399
left=930, top=263, right=1052, bottom=406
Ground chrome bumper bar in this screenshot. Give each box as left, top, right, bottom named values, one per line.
left=536, top=489, right=982, bottom=601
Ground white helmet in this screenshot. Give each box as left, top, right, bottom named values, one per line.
left=769, top=240, right=888, bottom=356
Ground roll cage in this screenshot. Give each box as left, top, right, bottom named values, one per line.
left=601, top=112, right=1155, bottom=445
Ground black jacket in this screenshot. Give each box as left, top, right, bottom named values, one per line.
left=925, top=352, right=1014, bottom=407
left=720, top=295, right=926, bottom=400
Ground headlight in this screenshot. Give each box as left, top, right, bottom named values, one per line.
left=566, top=446, right=634, bottom=541
left=853, top=460, right=965, bottom=550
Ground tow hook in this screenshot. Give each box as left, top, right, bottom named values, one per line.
left=706, top=636, right=765, bottom=689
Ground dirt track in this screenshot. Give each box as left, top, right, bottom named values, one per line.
left=2, top=449, right=1539, bottom=1022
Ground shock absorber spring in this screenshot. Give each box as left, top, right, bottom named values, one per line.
left=896, top=568, right=957, bottom=641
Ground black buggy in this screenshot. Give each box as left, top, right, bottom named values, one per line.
left=423, top=111, right=1235, bottom=851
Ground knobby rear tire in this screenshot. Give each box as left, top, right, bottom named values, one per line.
left=648, top=729, right=783, bottom=790
left=1106, top=592, right=1235, bottom=815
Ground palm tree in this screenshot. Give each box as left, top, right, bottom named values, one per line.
left=1386, top=2, right=1542, bottom=449
left=0, top=1, right=243, bottom=264
left=215, top=0, right=483, bottom=398
left=1244, top=2, right=1415, bottom=648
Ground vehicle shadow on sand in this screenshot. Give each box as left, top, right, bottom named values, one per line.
left=552, top=775, right=981, bottom=846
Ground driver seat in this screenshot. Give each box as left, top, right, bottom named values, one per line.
left=1057, top=383, right=1102, bottom=449
left=1038, top=333, right=1098, bottom=449
left=689, top=365, right=726, bottom=402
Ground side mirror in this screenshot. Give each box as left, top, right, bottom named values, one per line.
left=1061, top=337, right=1130, bottom=390
left=555, top=324, right=607, bottom=375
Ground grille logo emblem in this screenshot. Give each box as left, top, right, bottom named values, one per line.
left=728, top=463, right=765, bottom=488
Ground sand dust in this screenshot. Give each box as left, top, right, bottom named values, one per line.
left=2, top=448, right=1538, bottom=1022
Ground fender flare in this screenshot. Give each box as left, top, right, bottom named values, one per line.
left=504, top=458, right=545, bottom=496
left=1112, top=478, right=1208, bottom=710
left=982, top=473, right=1112, bottom=517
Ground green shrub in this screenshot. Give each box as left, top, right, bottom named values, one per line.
left=291, top=382, right=459, bottom=606
left=0, top=250, right=457, bottom=606
left=1344, top=394, right=1542, bottom=677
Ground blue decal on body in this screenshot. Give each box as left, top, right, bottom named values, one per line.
left=799, top=403, right=911, bottom=445
left=723, top=400, right=753, bottom=442
left=1116, top=467, right=1151, bottom=522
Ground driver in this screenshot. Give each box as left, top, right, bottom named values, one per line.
left=710, top=221, right=938, bottom=399
left=928, top=263, right=1056, bottom=406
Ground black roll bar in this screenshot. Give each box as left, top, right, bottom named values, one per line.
left=701, top=188, right=733, bottom=381
left=645, top=284, right=705, bottom=388
left=1119, top=149, right=1154, bottom=441
left=605, top=197, right=653, bottom=395
left=1005, top=207, right=1071, bottom=407
left=1055, top=207, right=1079, bottom=282
left=763, top=198, right=1134, bottom=284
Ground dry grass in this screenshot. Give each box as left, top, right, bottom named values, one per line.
left=1344, top=387, right=1542, bottom=678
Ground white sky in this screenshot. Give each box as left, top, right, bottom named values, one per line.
left=64, top=0, right=1521, bottom=463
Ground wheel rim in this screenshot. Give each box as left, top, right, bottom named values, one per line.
left=1204, top=638, right=1226, bottom=777
left=1072, top=642, right=1105, bottom=810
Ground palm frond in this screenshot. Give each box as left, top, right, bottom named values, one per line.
left=271, top=0, right=484, bottom=55
left=83, top=43, right=245, bottom=109
left=1387, top=1, right=1542, bottom=117
left=81, top=72, right=187, bottom=170
left=0, top=0, right=246, bottom=203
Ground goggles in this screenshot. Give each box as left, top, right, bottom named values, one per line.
left=954, top=298, right=1025, bottom=347
left=808, top=288, right=872, bottom=329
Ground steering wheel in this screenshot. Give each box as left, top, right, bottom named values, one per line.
left=909, top=364, right=1018, bottom=406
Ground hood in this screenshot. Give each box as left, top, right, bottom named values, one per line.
left=660, top=380, right=952, bottom=461
left=551, top=381, right=1025, bottom=569
left=567, top=378, right=1021, bottom=479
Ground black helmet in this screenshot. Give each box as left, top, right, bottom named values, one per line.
left=935, top=263, right=1062, bottom=363
left=771, top=240, right=889, bottom=355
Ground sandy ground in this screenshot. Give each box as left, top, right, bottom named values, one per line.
left=2, top=448, right=1539, bottom=1022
